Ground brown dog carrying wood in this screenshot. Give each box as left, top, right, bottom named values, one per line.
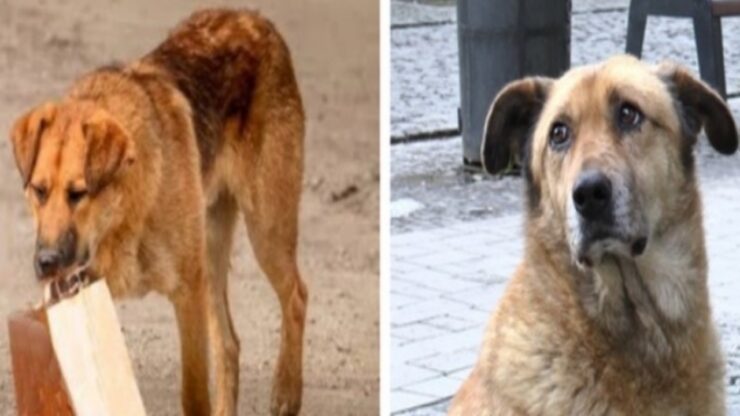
left=449, top=56, right=738, bottom=415
left=9, top=9, right=307, bottom=416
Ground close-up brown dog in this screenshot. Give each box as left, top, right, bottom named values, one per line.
left=449, top=55, right=738, bottom=415
left=9, top=8, right=306, bottom=416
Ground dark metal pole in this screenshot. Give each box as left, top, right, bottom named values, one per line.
left=457, top=0, right=571, bottom=166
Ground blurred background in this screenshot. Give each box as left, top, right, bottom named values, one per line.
left=0, top=0, right=379, bottom=414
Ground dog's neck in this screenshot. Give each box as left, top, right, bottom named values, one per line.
left=528, top=212, right=710, bottom=363
left=593, top=227, right=708, bottom=360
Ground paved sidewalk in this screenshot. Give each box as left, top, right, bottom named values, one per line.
left=390, top=216, right=519, bottom=413
left=391, top=176, right=740, bottom=414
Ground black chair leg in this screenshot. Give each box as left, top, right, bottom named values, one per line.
left=693, top=12, right=727, bottom=99
left=626, top=0, right=648, bottom=57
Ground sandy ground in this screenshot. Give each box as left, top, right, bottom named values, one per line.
left=0, top=0, right=379, bottom=415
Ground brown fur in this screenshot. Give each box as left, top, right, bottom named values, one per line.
left=450, top=56, right=738, bottom=415
left=9, top=9, right=307, bottom=416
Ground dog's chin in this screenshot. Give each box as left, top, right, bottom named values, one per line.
left=574, top=234, right=648, bottom=269
left=36, top=264, right=80, bottom=284
left=36, top=251, right=93, bottom=284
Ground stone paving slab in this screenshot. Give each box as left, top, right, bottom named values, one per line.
left=391, top=176, right=740, bottom=414
left=390, top=214, right=518, bottom=413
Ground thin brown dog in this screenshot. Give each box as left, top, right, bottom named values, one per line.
left=449, top=56, right=738, bottom=415
left=9, top=9, right=307, bottom=416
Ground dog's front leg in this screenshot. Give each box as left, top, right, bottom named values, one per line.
left=172, top=280, right=212, bottom=416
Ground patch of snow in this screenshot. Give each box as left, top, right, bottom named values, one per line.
left=391, top=198, right=425, bottom=218
left=391, top=1, right=456, bottom=27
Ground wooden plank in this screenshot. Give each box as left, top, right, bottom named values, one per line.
left=84, top=280, right=147, bottom=415
left=712, top=1, right=740, bottom=16
left=8, top=309, right=74, bottom=416
left=46, top=279, right=146, bottom=416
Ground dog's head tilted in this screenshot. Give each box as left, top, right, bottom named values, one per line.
left=482, top=55, right=737, bottom=269
left=9, top=100, right=136, bottom=281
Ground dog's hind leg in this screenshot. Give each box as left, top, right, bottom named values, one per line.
left=229, top=93, right=307, bottom=416
left=237, top=151, right=308, bottom=416
left=242, top=191, right=307, bottom=416
left=206, top=193, right=241, bottom=415
left=217, top=33, right=307, bottom=414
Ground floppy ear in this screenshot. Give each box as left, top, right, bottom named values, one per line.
left=83, top=110, right=136, bottom=194
left=9, top=102, right=57, bottom=187
left=656, top=62, right=738, bottom=154
left=481, top=77, right=553, bottom=175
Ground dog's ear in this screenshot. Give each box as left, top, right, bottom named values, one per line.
left=481, top=77, right=553, bottom=175
left=656, top=62, right=738, bottom=154
left=9, top=102, right=57, bottom=187
left=83, top=110, right=136, bottom=194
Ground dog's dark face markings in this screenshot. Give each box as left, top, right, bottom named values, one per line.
left=482, top=56, right=738, bottom=267
left=10, top=101, right=135, bottom=280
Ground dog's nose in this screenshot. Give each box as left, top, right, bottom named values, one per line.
left=573, top=170, right=612, bottom=221
left=34, top=248, right=62, bottom=278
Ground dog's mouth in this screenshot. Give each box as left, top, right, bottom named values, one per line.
left=35, top=248, right=91, bottom=282
left=569, top=198, right=648, bottom=268
left=575, top=232, right=648, bottom=268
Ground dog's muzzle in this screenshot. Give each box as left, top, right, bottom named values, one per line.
left=571, top=170, right=647, bottom=267
left=573, top=170, right=612, bottom=223
left=33, top=228, right=89, bottom=280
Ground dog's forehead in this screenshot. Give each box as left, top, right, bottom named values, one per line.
left=32, top=107, right=88, bottom=184
left=528, top=56, right=683, bottom=179
left=547, top=57, right=667, bottom=113
left=535, top=57, right=680, bottom=136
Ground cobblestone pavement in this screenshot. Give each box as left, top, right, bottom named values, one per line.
left=390, top=1, right=740, bottom=414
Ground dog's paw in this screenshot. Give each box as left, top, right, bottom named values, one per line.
left=270, top=378, right=302, bottom=416
left=270, top=401, right=300, bottom=416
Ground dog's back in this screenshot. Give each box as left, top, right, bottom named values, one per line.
left=146, top=9, right=288, bottom=173
left=70, top=9, right=302, bottom=178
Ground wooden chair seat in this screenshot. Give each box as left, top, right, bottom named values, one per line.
left=712, top=1, right=740, bottom=16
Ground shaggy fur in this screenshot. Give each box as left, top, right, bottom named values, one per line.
left=450, top=56, right=738, bottom=415
left=9, top=9, right=307, bottom=416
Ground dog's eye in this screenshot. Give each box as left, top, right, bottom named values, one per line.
left=618, top=103, right=643, bottom=130
left=31, top=185, right=48, bottom=204
left=549, top=122, right=571, bottom=149
left=67, top=189, right=88, bottom=205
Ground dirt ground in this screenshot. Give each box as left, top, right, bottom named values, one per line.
left=0, top=0, right=379, bottom=415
